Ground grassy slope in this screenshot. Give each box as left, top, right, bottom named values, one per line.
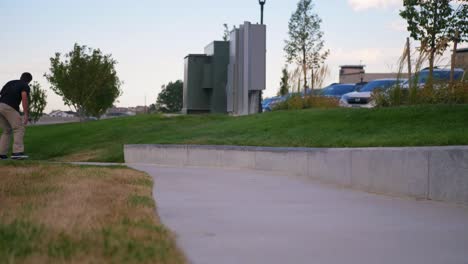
left=24, top=105, right=468, bottom=162
left=0, top=162, right=186, bottom=264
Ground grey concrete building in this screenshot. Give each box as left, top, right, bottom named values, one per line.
left=183, top=21, right=266, bottom=116
left=226, top=22, right=266, bottom=115
left=182, top=41, right=230, bottom=114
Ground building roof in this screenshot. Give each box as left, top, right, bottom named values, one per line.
left=184, top=54, right=208, bottom=59
left=340, top=65, right=365, bottom=69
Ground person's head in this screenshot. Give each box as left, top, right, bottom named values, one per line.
left=20, top=72, right=33, bottom=84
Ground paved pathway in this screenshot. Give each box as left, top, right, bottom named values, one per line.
left=131, top=165, right=468, bottom=264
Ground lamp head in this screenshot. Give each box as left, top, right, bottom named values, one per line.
left=259, top=0, right=266, bottom=5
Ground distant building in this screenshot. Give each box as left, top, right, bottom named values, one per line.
left=339, top=65, right=409, bottom=84
left=128, top=106, right=147, bottom=114
left=107, top=106, right=147, bottom=114
left=105, top=106, right=137, bottom=117
left=49, top=110, right=77, bottom=118
left=455, top=48, right=468, bottom=73
left=106, top=107, right=129, bottom=114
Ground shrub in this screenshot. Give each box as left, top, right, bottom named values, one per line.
left=304, top=96, right=339, bottom=109
left=274, top=95, right=339, bottom=111
left=287, top=95, right=305, bottom=110
left=373, top=81, right=468, bottom=107
left=372, top=89, right=391, bottom=107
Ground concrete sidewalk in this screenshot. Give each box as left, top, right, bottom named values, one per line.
left=131, top=165, right=468, bottom=264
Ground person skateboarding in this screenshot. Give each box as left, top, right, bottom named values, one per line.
left=0, top=72, right=32, bottom=160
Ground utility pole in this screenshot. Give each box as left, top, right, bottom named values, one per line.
left=359, top=60, right=364, bottom=83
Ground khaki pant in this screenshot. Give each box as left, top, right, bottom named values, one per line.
left=0, top=103, right=25, bottom=155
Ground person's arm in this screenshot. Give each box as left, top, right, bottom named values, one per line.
left=21, top=91, right=29, bottom=125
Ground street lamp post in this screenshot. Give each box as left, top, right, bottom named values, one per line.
left=258, top=0, right=266, bottom=113
left=259, top=0, right=266, bottom=25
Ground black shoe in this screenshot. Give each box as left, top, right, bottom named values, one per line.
left=0, top=155, right=8, bottom=160
left=11, top=153, right=29, bottom=160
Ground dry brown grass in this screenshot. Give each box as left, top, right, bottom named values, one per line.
left=56, top=150, right=105, bottom=162
left=0, top=162, right=186, bottom=264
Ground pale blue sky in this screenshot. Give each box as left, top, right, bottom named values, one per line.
left=1, top=0, right=464, bottom=111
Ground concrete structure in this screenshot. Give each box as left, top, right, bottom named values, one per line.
left=455, top=48, right=468, bottom=74
left=226, top=22, right=267, bottom=115
left=183, top=22, right=266, bottom=115
left=182, top=42, right=230, bottom=114
left=339, top=65, right=409, bottom=84
left=132, top=164, right=468, bottom=264
left=125, top=144, right=468, bottom=206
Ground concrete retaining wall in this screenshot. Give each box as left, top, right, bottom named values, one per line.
left=124, top=145, right=468, bottom=206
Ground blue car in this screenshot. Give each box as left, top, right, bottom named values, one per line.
left=318, top=83, right=358, bottom=99
left=262, top=96, right=287, bottom=112
left=402, top=68, right=465, bottom=88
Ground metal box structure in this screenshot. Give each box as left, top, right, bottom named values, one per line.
left=227, top=22, right=267, bottom=115
left=182, top=41, right=230, bottom=114
left=183, top=21, right=266, bottom=116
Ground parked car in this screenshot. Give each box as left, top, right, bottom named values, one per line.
left=402, top=68, right=465, bottom=88
left=262, top=96, right=288, bottom=112
left=339, top=79, right=406, bottom=108
left=354, top=82, right=368, bottom=91
left=318, top=83, right=358, bottom=99
left=263, top=83, right=358, bottom=111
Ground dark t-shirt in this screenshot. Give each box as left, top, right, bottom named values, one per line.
left=0, top=80, right=30, bottom=112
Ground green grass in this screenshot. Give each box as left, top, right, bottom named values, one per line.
left=20, top=105, right=468, bottom=162
left=0, top=220, right=44, bottom=260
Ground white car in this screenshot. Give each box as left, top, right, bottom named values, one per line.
left=339, top=79, right=406, bottom=108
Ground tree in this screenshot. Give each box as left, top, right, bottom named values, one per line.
left=156, top=80, right=183, bottom=113
left=223, top=24, right=230, bottom=41
left=278, top=67, right=290, bottom=96
left=45, top=43, right=122, bottom=120
left=148, top=103, right=157, bottom=113
left=28, top=82, right=47, bottom=124
left=285, top=0, right=329, bottom=94
left=400, top=1, right=468, bottom=84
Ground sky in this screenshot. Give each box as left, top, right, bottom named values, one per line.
left=1, top=0, right=466, bottom=112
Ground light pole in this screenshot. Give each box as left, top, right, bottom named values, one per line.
left=258, top=0, right=266, bottom=113
left=259, top=0, right=266, bottom=25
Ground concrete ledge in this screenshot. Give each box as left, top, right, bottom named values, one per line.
left=124, top=144, right=468, bottom=206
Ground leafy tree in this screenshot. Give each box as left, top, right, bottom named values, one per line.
left=285, top=0, right=329, bottom=94
left=156, top=80, right=183, bottom=113
left=278, top=67, right=290, bottom=96
left=45, top=43, right=122, bottom=120
left=28, top=82, right=47, bottom=123
left=400, top=1, right=468, bottom=84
